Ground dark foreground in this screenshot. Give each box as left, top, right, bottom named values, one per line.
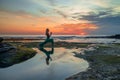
left=66, top=44, right=120, bottom=80
left=0, top=43, right=36, bottom=68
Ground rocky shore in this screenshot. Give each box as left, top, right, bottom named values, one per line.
left=66, top=44, right=120, bottom=80
left=0, top=42, right=36, bottom=68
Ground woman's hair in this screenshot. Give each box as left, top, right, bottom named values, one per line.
left=46, top=28, right=49, bottom=32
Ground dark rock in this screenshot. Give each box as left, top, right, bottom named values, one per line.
left=0, top=43, right=16, bottom=53
left=108, top=34, right=120, bottom=39
left=0, top=37, right=3, bottom=43
left=0, top=42, right=36, bottom=68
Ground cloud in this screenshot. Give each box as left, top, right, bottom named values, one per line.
left=88, top=0, right=109, bottom=8
left=54, top=9, right=67, bottom=18
left=0, top=9, right=38, bottom=20
left=45, top=0, right=57, bottom=6
left=54, top=23, right=98, bottom=35
left=1, top=0, right=120, bottom=35
left=68, top=4, right=120, bottom=35
left=71, top=7, right=120, bottom=21
left=75, top=10, right=120, bottom=35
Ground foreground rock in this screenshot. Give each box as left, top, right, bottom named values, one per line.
left=0, top=43, right=36, bottom=68
left=66, top=44, right=120, bottom=80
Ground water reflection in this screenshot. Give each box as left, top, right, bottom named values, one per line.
left=0, top=47, right=89, bottom=80
left=40, top=47, right=54, bottom=65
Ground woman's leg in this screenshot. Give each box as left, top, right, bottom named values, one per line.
left=39, top=39, right=48, bottom=49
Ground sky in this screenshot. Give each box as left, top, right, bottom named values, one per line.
left=0, top=0, right=120, bottom=35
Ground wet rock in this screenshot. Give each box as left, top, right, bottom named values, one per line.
left=0, top=37, right=3, bottom=42
left=0, top=43, right=16, bottom=53
left=66, top=44, right=120, bottom=80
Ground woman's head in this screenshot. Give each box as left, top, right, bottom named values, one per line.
left=46, top=28, right=49, bottom=32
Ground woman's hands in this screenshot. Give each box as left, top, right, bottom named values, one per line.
left=50, top=32, right=52, bottom=36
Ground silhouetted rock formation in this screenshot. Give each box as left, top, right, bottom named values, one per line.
left=0, top=37, right=3, bottom=42
left=108, top=34, right=120, bottom=39
left=0, top=37, right=4, bottom=48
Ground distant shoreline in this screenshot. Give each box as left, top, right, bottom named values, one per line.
left=1, top=34, right=120, bottom=39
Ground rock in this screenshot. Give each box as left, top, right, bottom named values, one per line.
left=0, top=43, right=16, bottom=53
left=109, top=34, right=120, bottom=39
left=66, top=44, right=120, bottom=80
left=0, top=37, right=3, bottom=43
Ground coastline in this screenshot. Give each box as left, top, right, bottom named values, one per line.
left=1, top=41, right=120, bottom=80
left=66, top=43, right=120, bottom=80
left=0, top=42, right=37, bottom=68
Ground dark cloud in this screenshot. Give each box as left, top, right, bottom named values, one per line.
left=54, top=9, right=67, bottom=18
left=94, top=16, right=120, bottom=35
left=72, top=9, right=112, bottom=20
left=83, top=13, right=120, bottom=35
left=71, top=8, right=120, bottom=35
left=39, top=9, right=47, bottom=14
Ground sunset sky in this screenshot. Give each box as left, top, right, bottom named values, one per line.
left=0, top=0, right=120, bottom=35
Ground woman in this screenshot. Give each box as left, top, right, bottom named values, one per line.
left=46, top=28, right=52, bottom=39
left=39, top=28, right=54, bottom=65
left=39, top=28, right=54, bottom=49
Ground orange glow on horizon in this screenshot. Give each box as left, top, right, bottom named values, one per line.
left=0, top=23, right=98, bottom=35
left=0, top=11, right=98, bottom=35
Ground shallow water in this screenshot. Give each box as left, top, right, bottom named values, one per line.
left=0, top=48, right=88, bottom=80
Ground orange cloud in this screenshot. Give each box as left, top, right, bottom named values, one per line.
left=52, top=23, right=98, bottom=35
left=0, top=22, right=98, bottom=35
left=0, top=10, right=98, bottom=35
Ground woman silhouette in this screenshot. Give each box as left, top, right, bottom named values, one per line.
left=39, top=28, right=54, bottom=48
left=39, top=28, right=54, bottom=65
left=46, top=28, right=52, bottom=39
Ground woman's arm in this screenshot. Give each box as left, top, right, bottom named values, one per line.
left=50, top=32, right=52, bottom=37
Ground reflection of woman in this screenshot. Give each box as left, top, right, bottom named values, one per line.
left=40, top=47, right=54, bottom=65
left=39, top=28, right=54, bottom=65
